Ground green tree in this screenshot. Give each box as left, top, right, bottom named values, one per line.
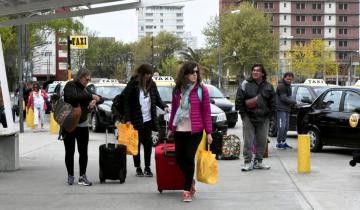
left=84, top=37, right=132, bottom=79
left=160, top=56, right=179, bottom=77
left=288, top=39, right=338, bottom=79
left=203, top=3, right=278, bottom=79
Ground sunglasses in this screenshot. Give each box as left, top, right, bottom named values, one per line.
left=188, top=70, right=199, bottom=75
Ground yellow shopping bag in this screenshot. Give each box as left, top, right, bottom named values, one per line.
left=117, top=123, right=139, bottom=156
left=196, top=146, right=218, bottom=184
left=27, top=108, right=35, bottom=129
left=196, top=131, right=207, bottom=157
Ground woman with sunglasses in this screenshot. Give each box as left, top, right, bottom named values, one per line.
left=168, top=61, right=213, bottom=202
left=122, top=63, right=168, bottom=177
left=27, top=82, right=48, bottom=132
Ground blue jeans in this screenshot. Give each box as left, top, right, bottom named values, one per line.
left=276, top=111, right=290, bottom=143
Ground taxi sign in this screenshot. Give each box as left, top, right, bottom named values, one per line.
left=70, top=36, right=88, bottom=49
left=303, top=79, right=327, bottom=86
left=99, top=79, right=119, bottom=84
left=153, top=76, right=174, bottom=82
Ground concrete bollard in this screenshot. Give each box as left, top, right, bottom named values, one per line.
left=298, top=134, right=311, bottom=173
left=50, top=112, right=58, bottom=134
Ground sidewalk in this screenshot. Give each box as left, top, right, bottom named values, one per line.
left=0, top=122, right=359, bottom=210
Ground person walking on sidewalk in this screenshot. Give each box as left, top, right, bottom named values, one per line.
left=62, top=69, right=102, bottom=186
left=168, top=61, right=213, bottom=202
left=235, top=64, right=276, bottom=172
left=276, top=72, right=297, bottom=149
left=27, top=83, right=48, bottom=132
left=122, top=64, right=168, bottom=178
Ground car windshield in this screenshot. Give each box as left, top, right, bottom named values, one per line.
left=158, top=86, right=173, bottom=103
left=206, top=85, right=224, bottom=98
left=95, top=86, right=124, bottom=100
left=47, top=84, right=57, bottom=93
left=313, top=87, right=330, bottom=97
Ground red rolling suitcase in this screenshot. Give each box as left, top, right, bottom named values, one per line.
left=155, top=139, right=185, bottom=193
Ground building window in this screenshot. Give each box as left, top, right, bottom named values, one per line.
left=145, top=13, right=153, bottom=17
left=312, top=28, right=322, bottom=34
left=339, top=16, right=348, bottom=22
left=296, top=28, right=306, bottom=34
left=145, top=25, right=153, bottom=29
left=339, top=52, right=348, bottom=59
left=284, top=40, right=287, bottom=45
left=339, top=3, right=348, bottom=10
left=328, top=41, right=331, bottom=46
left=284, top=15, right=287, bottom=20
left=160, top=26, right=163, bottom=29
left=296, top=3, right=305, bottom=9
left=177, top=26, right=183, bottom=30
left=296, top=15, right=305, bottom=22
left=270, top=15, right=273, bottom=21
left=312, top=3, right=321, bottom=9
left=329, top=28, right=331, bottom=33
left=265, top=2, right=273, bottom=9
left=339, top=40, right=348, bottom=47
left=176, top=13, right=183, bottom=17
left=339, top=28, right=348, bottom=34
left=312, top=16, right=321, bottom=21
left=284, top=3, right=287, bottom=8
left=284, top=28, right=287, bottom=33
left=160, top=19, right=164, bottom=23
left=254, top=2, right=257, bottom=8
left=329, top=4, right=331, bottom=8
left=160, top=13, right=163, bottom=16
left=141, top=26, right=144, bottom=31
left=296, top=40, right=306, bottom=46
left=329, top=16, right=331, bottom=20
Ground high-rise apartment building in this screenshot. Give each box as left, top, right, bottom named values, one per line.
left=220, top=0, right=360, bottom=83
left=137, top=5, right=185, bottom=39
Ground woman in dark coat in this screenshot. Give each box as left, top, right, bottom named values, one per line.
left=122, top=64, right=168, bottom=177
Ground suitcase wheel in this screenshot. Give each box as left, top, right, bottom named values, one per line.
left=350, top=160, right=357, bottom=167
left=158, top=189, right=163, bottom=193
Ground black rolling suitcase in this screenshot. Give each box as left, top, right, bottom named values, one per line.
left=349, top=150, right=360, bottom=167
left=99, top=129, right=127, bottom=183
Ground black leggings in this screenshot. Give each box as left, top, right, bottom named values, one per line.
left=174, top=131, right=203, bottom=191
left=63, top=127, right=89, bottom=176
left=133, top=121, right=153, bottom=168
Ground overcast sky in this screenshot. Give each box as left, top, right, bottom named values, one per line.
left=82, top=0, right=219, bottom=48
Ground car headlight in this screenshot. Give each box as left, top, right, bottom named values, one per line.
left=98, top=104, right=111, bottom=112
left=216, top=113, right=227, bottom=122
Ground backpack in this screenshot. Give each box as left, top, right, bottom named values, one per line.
left=53, top=99, right=81, bottom=133
left=112, top=92, right=125, bottom=119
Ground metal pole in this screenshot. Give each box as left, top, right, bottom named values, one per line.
left=67, top=35, right=72, bottom=80
left=151, top=36, right=154, bottom=68
left=348, top=53, right=352, bottom=85
left=218, top=16, right=222, bottom=89
left=17, top=25, right=24, bottom=133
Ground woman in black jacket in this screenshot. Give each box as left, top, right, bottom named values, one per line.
left=122, top=64, right=168, bottom=177
left=62, top=69, right=102, bottom=186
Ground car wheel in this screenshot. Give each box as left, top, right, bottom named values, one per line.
left=91, top=114, right=101, bottom=132
left=228, top=122, right=236, bottom=128
left=268, top=119, right=277, bottom=137
left=306, top=127, right=322, bottom=152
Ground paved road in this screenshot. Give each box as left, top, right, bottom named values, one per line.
left=0, top=116, right=359, bottom=210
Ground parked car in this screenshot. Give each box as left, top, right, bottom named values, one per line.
left=88, top=79, right=126, bottom=132
left=297, top=87, right=360, bottom=152
left=152, top=76, right=228, bottom=146
left=205, top=84, right=238, bottom=128
left=268, top=79, right=332, bottom=137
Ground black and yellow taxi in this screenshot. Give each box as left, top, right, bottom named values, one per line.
left=88, top=79, right=126, bottom=132
left=268, top=79, right=332, bottom=137
left=297, top=86, right=360, bottom=152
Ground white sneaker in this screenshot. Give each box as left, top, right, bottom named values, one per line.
left=241, top=162, right=253, bottom=172
left=253, top=161, right=271, bottom=170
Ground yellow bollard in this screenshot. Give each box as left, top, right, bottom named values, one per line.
left=298, top=134, right=311, bottom=173
left=50, top=112, right=58, bottom=134
left=196, top=131, right=207, bottom=157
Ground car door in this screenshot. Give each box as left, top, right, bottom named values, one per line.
left=316, top=90, right=343, bottom=144
left=337, top=90, right=360, bottom=147
left=291, top=86, right=311, bottom=131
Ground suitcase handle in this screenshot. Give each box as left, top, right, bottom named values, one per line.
left=105, top=128, right=117, bottom=149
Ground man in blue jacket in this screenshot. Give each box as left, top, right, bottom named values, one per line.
left=276, top=72, right=297, bottom=149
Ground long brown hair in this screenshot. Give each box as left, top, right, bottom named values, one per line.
left=136, top=63, right=154, bottom=92
left=174, top=61, right=202, bottom=93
